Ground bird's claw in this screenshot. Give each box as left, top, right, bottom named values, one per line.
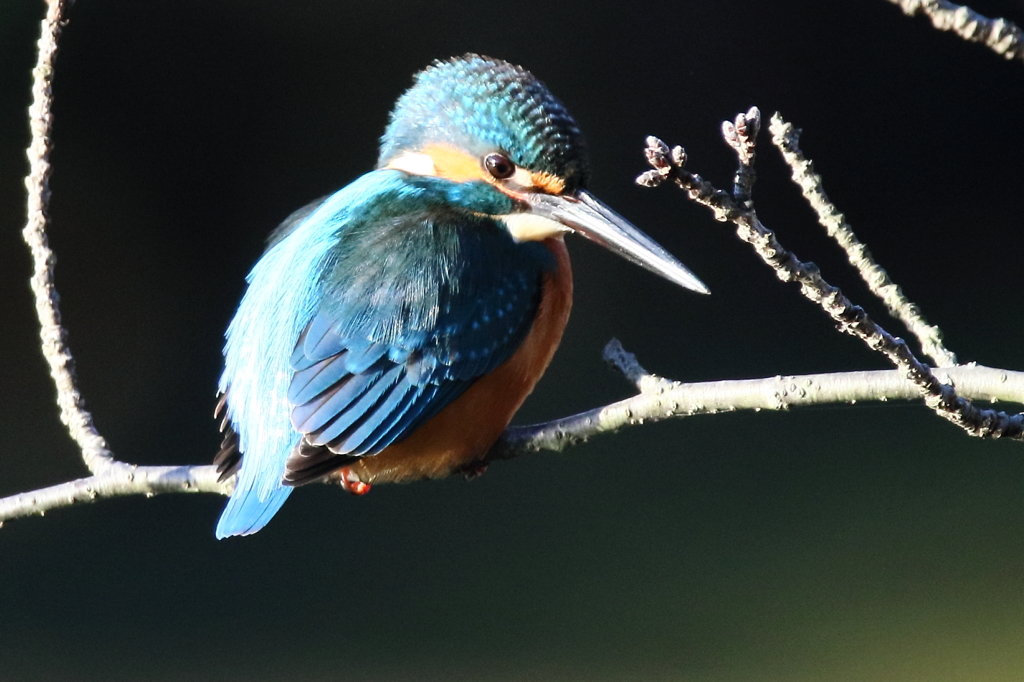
left=339, top=468, right=371, bottom=495
left=460, top=463, right=488, bottom=480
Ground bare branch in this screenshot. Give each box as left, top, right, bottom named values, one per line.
left=23, top=0, right=118, bottom=476
left=486, top=357, right=1024, bottom=462
left=6, top=347, right=1021, bottom=523
left=3, top=0, right=235, bottom=526
left=637, top=115, right=1024, bottom=440
left=768, top=114, right=958, bottom=368
left=0, top=465, right=227, bottom=524
left=884, top=0, right=1024, bottom=63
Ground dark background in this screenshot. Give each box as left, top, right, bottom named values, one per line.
left=3, top=1, right=1024, bottom=680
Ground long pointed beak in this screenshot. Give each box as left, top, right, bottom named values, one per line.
left=523, top=190, right=709, bottom=294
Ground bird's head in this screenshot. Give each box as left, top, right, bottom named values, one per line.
left=377, top=54, right=708, bottom=294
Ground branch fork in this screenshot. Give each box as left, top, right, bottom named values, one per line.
left=636, top=107, right=1024, bottom=441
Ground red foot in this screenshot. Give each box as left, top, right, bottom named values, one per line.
left=461, top=463, right=488, bottom=480
left=339, top=468, right=371, bottom=496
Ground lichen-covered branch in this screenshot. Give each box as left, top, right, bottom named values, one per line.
left=637, top=112, right=1024, bottom=440
left=768, top=114, right=957, bottom=368
left=884, top=0, right=1024, bottom=63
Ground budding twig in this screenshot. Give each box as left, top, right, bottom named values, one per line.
left=767, top=114, right=957, bottom=368
left=637, top=109, right=1024, bottom=440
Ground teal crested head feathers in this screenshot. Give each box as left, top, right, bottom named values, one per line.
left=213, top=54, right=708, bottom=538
left=378, top=54, right=590, bottom=193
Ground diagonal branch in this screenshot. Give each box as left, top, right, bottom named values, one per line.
left=884, top=0, right=1024, bottom=63
left=768, top=115, right=958, bottom=368
left=5, top=347, right=1023, bottom=522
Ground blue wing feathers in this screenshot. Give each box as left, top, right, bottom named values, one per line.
left=363, top=385, right=445, bottom=454
left=288, top=353, right=346, bottom=404
left=216, top=172, right=415, bottom=538
left=342, top=343, right=390, bottom=374
left=404, top=351, right=437, bottom=385
left=310, top=364, right=405, bottom=446
left=344, top=380, right=421, bottom=455
left=280, top=197, right=554, bottom=462
left=292, top=370, right=373, bottom=434
left=300, top=314, right=344, bottom=363
left=334, top=373, right=418, bottom=454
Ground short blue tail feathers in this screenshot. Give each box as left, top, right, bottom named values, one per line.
left=215, top=483, right=292, bottom=539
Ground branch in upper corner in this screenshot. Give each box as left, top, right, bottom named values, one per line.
left=767, top=114, right=958, bottom=368
left=636, top=117, right=1024, bottom=441
left=884, top=0, right=1024, bottom=63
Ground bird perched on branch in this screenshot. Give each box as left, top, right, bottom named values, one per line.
left=213, top=54, right=708, bottom=538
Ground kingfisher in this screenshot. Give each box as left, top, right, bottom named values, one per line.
left=212, top=54, right=708, bottom=538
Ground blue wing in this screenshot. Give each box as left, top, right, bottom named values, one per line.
left=283, top=201, right=554, bottom=483
left=215, top=170, right=554, bottom=537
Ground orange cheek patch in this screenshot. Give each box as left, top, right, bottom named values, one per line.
left=530, top=171, right=565, bottom=195
left=413, top=144, right=567, bottom=198
left=421, top=144, right=487, bottom=183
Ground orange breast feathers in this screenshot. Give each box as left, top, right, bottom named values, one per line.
left=346, top=236, right=573, bottom=484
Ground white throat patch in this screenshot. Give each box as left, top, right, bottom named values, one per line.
left=501, top=213, right=570, bottom=242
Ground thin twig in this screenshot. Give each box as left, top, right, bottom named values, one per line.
left=768, top=114, right=958, bottom=368
left=722, top=107, right=760, bottom=207
left=602, top=338, right=650, bottom=390
left=884, top=0, right=1024, bottom=63
left=637, top=114, right=1024, bottom=440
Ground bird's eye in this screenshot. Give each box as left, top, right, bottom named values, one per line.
left=483, top=153, right=516, bottom=180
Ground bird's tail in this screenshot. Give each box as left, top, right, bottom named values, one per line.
left=215, top=481, right=292, bottom=539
